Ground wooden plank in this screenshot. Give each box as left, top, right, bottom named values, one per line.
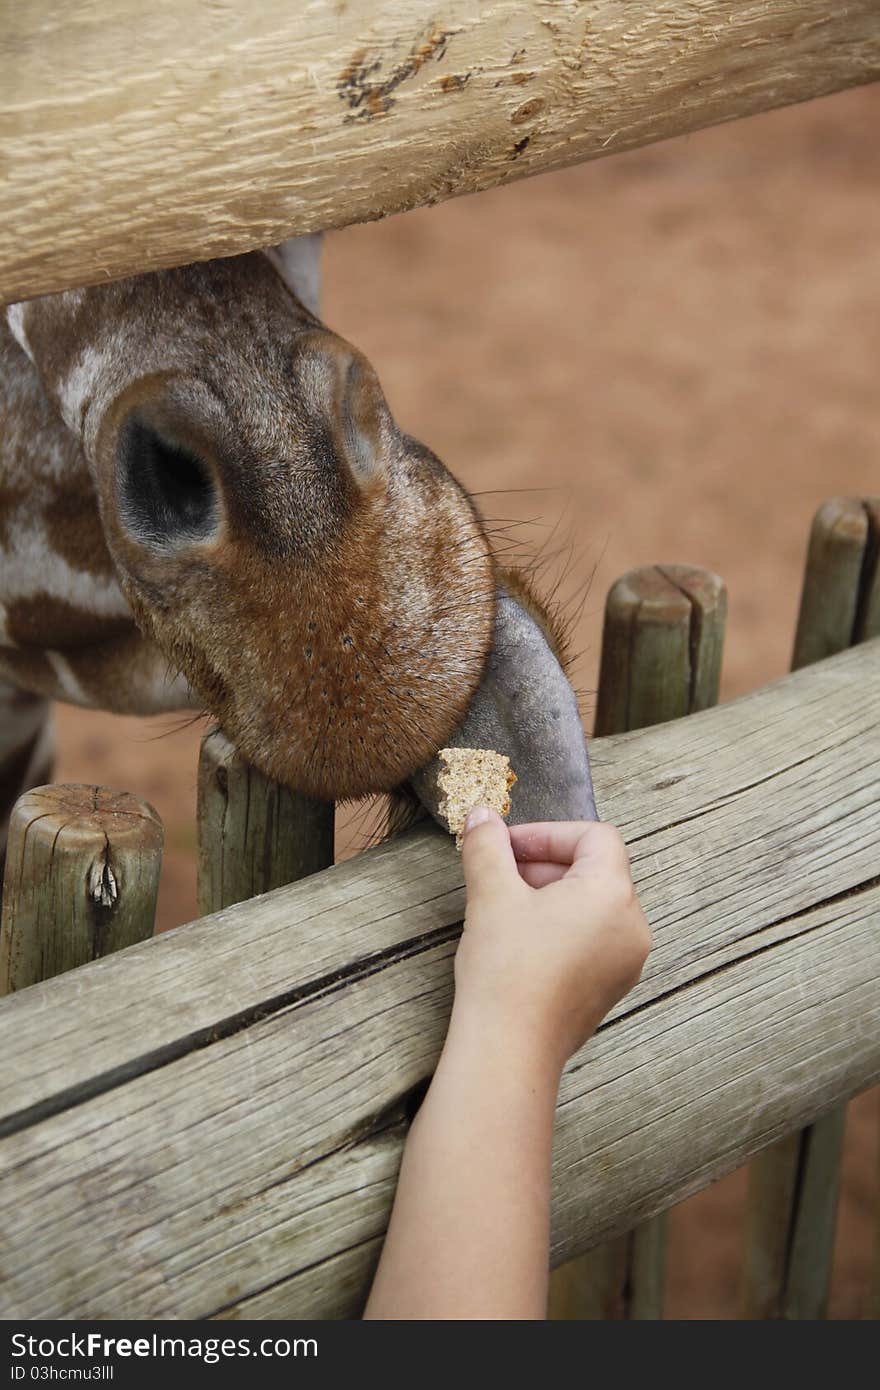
left=0, top=873, right=876, bottom=1319
left=554, top=564, right=725, bottom=1319
left=197, top=725, right=334, bottom=915
left=0, top=636, right=873, bottom=1131
left=743, top=496, right=880, bottom=1320
left=0, top=784, right=162, bottom=992
left=1, top=3, right=879, bottom=303
left=0, top=638, right=876, bottom=1317
left=0, top=826, right=466, bottom=1130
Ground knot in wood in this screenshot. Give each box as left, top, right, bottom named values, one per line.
left=88, top=857, right=118, bottom=909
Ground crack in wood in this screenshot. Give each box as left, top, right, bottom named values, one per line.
left=0, top=917, right=463, bottom=1143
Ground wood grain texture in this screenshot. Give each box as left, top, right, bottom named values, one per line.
left=792, top=497, right=880, bottom=667
left=0, top=639, right=878, bottom=1318
left=0, top=784, right=162, bottom=993
left=742, top=495, right=880, bottom=1320
left=595, top=564, right=726, bottom=735
left=780, top=1107, right=847, bottom=1319
left=197, top=725, right=334, bottom=915
left=3, top=2, right=880, bottom=303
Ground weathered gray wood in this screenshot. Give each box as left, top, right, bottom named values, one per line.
left=743, top=496, right=880, bottom=1321
left=594, top=565, right=726, bottom=736
left=3, top=3, right=880, bottom=302
left=551, top=1203, right=669, bottom=1320
left=550, top=1239, right=623, bottom=1321
left=556, top=564, right=726, bottom=1320
left=742, top=1112, right=849, bottom=1320
left=742, top=1130, right=801, bottom=1317
left=0, top=784, right=162, bottom=992
left=792, top=497, right=880, bottom=666
left=0, top=639, right=877, bottom=1318
left=197, top=725, right=334, bottom=914
left=856, top=500, right=880, bottom=642
left=628, top=1211, right=669, bottom=1321
left=782, top=1108, right=847, bottom=1319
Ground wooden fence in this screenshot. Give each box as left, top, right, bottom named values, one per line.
left=0, top=496, right=877, bottom=1319
left=3, top=2, right=880, bottom=302
left=2, top=2, right=879, bottom=1320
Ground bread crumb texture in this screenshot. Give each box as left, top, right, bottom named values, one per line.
left=436, top=747, right=517, bottom=849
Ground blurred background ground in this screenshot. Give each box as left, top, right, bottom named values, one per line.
left=54, top=84, right=880, bottom=1318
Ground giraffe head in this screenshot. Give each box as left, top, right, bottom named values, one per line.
left=9, top=249, right=594, bottom=815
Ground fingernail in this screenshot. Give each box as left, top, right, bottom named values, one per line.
left=464, top=805, right=491, bottom=832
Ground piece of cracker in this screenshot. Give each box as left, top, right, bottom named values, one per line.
left=434, top=747, right=517, bottom=849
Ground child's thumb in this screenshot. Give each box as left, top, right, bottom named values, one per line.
left=460, top=806, right=518, bottom=900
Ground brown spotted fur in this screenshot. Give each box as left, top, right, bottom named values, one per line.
left=1, top=254, right=496, bottom=801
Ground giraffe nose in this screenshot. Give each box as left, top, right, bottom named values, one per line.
left=301, top=335, right=390, bottom=490
left=337, top=354, right=388, bottom=487
left=116, top=411, right=220, bottom=549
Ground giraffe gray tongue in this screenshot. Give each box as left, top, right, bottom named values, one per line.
left=411, top=588, right=597, bottom=827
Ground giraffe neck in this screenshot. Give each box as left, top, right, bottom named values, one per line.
left=0, top=241, right=320, bottom=718
left=0, top=319, right=194, bottom=714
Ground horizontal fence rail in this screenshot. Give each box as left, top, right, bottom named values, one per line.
left=0, top=638, right=878, bottom=1318
left=3, top=2, right=880, bottom=302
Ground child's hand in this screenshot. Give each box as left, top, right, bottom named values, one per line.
left=453, top=809, right=651, bottom=1073
left=367, top=808, right=648, bottom=1318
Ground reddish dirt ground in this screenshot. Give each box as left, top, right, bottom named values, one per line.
left=53, top=84, right=880, bottom=1318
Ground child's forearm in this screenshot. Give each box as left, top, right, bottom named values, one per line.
left=363, top=1003, right=562, bottom=1320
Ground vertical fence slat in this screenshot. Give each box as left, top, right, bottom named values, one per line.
left=627, top=1202, right=671, bottom=1321
left=592, top=566, right=728, bottom=737
left=197, top=725, right=335, bottom=915
left=0, top=783, right=163, bottom=993
left=742, top=495, right=880, bottom=1320
left=550, top=563, right=727, bottom=1321
left=784, top=1108, right=848, bottom=1319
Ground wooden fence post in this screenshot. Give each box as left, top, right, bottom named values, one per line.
left=197, top=725, right=335, bottom=915
left=550, top=563, right=727, bottom=1320
left=0, top=784, right=163, bottom=993
left=742, top=496, right=880, bottom=1320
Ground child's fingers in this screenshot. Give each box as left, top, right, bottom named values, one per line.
left=509, top=822, right=591, bottom=864
left=567, top=822, right=632, bottom=879
left=461, top=806, right=520, bottom=901
left=516, top=861, right=568, bottom=889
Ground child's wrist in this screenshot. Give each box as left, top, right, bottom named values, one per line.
left=445, top=995, right=567, bottom=1091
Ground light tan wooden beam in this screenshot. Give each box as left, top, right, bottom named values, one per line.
left=0, top=638, right=878, bottom=1318
left=2, top=2, right=880, bottom=303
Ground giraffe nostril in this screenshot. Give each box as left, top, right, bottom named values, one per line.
left=116, top=413, right=218, bottom=549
